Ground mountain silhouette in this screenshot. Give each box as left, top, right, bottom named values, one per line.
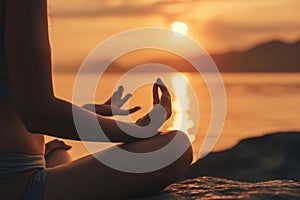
left=130, top=39, right=300, bottom=72
left=211, top=40, right=300, bottom=72
left=73, top=39, right=300, bottom=73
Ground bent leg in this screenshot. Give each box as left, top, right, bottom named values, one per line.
left=44, top=131, right=192, bottom=200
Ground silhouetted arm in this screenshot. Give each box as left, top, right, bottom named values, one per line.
left=4, top=0, right=171, bottom=142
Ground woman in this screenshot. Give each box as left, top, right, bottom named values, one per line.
left=0, top=0, right=192, bottom=199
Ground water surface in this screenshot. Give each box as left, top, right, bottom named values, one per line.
left=50, top=72, right=300, bottom=160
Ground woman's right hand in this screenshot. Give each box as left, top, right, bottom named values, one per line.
left=136, top=78, right=172, bottom=127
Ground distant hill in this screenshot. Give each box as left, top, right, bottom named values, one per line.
left=72, top=39, right=300, bottom=73
left=211, top=40, right=300, bottom=72
left=136, top=39, right=300, bottom=72
left=153, top=40, right=300, bottom=72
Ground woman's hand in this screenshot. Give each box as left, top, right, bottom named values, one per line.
left=45, top=139, right=72, bottom=158
left=83, top=86, right=141, bottom=116
left=136, top=78, right=172, bottom=127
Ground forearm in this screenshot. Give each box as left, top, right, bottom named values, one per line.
left=25, top=98, right=163, bottom=143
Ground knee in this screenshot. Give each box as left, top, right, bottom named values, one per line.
left=161, top=130, right=193, bottom=179
left=162, top=130, right=193, bottom=157
left=177, top=130, right=193, bottom=165
left=142, top=131, right=192, bottom=193
left=164, top=130, right=193, bottom=156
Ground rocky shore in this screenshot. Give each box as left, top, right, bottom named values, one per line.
left=140, top=131, right=300, bottom=199
left=184, top=131, right=300, bottom=182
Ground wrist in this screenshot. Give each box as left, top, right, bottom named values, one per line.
left=135, top=115, right=151, bottom=126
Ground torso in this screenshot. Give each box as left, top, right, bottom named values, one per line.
left=0, top=0, right=44, bottom=156
left=0, top=100, right=45, bottom=154
left=0, top=100, right=45, bottom=199
left=0, top=2, right=46, bottom=198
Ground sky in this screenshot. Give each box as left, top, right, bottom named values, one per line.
left=48, top=0, right=300, bottom=71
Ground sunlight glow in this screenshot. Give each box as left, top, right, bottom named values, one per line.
left=168, top=75, right=195, bottom=142
left=171, top=21, right=189, bottom=36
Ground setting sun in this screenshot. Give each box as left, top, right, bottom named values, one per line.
left=171, top=21, right=189, bottom=36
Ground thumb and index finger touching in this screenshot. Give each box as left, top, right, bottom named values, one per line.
left=153, top=78, right=171, bottom=105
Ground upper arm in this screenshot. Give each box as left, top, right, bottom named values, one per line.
left=4, top=0, right=54, bottom=115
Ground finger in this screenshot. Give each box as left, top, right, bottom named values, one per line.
left=59, top=142, right=72, bottom=150
left=55, top=140, right=72, bottom=149
left=160, top=93, right=171, bottom=107
left=118, top=85, right=124, bottom=92
left=160, top=93, right=172, bottom=118
left=115, top=86, right=124, bottom=100
left=156, top=78, right=168, bottom=92
left=45, top=139, right=59, bottom=148
left=46, top=140, right=72, bottom=150
left=110, top=89, right=119, bottom=104
left=128, top=106, right=142, bottom=114
left=156, top=78, right=170, bottom=95
left=47, top=139, right=59, bottom=144
left=105, top=89, right=120, bottom=105
left=106, top=86, right=123, bottom=105
left=153, top=83, right=159, bottom=105
left=119, top=93, right=132, bottom=107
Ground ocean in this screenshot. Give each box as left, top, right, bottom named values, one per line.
left=48, top=72, right=300, bottom=160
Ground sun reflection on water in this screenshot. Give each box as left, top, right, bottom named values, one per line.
left=168, top=74, right=195, bottom=142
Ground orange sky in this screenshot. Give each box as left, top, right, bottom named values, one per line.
left=48, top=0, right=300, bottom=71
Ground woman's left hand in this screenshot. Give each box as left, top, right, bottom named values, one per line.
left=82, top=86, right=141, bottom=116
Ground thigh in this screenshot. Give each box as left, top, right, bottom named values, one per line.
left=44, top=131, right=192, bottom=200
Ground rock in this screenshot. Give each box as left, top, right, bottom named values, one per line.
left=184, top=131, right=300, bottom=182
left=139, top=177, right=300, bottom=200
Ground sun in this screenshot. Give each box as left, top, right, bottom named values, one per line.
left=171, top=21, right=189, bottom=36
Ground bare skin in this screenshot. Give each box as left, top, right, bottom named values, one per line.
left=0, top=100, right=45, bottom=200
left=44, top=140, right=72, bottom=168
left=0, top=0, right=193, bottom=199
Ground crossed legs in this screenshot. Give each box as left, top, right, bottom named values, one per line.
left=44, top=131, right=192, bottom=200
